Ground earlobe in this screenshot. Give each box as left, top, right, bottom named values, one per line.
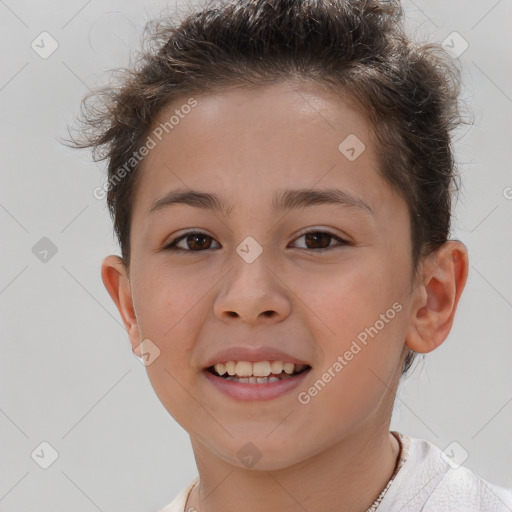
left=405, top=241, right=469, bottom=354
left=100, top=255, right=141, bottom=351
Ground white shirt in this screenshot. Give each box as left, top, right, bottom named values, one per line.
left=159, top=432, right=512, bottom=512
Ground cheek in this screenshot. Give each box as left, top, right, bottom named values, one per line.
left=301, top=256, right=406, bottom=336
left=300, top=254, right=409, bottom=388
left=133, top=265, right=207, bottom=339
left=136, top=270, right=208, bottom=428
left=130, top=267, right=213, bottom=410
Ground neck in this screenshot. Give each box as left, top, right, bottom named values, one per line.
left=186, top=425, right=400, bottom=512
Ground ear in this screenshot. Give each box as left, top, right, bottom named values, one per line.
left=101, top=255, right=141, bottom=355
left=405, top=241, right=469, bottom=354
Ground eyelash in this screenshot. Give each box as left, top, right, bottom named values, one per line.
left=164, top=229, right=349, bottom=253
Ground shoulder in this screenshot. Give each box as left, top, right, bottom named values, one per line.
left=427, top=465, right=512, bottom=512
left=379, top=432, right=512, bottom=512
left=158, top=477, right=198, bottom=512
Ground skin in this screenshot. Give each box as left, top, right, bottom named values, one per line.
left=101, top=80, right=468, bottom=512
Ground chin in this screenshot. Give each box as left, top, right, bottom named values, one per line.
left=207, top=433, right=313, bottom=472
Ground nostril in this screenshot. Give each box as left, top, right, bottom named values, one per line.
left=225, top=310, right=275, bottom=318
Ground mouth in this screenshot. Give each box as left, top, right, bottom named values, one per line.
left=205, top=360, right=312, bottom=384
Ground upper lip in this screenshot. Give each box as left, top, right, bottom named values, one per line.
left=202, top=346, right=311, bottom=369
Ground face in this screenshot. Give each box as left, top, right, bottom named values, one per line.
left=118, top=81, right=418, bottom=469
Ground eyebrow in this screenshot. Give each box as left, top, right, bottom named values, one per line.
left=148, top=187, right=373, bottom=217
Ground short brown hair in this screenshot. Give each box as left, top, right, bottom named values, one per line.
left=69, top=0, right=464, bottom=376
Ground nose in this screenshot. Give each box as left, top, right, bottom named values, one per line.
left=213, top=254, right=292, bottom=325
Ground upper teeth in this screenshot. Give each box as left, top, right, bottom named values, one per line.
left=213, top=361, right=306, bottom=377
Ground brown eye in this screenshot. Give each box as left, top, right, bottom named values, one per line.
left=186, top=234, right=213, bottom=250
left=166, top=232, right=220, bottom=251
left=291, top=230, right=347, bottom=251
left=304, top=232, right=332, bottom=249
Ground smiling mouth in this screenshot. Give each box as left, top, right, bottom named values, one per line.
left=206, top=360, right=312, bottom=384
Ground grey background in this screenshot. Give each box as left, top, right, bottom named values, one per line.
left=1, top=0, right=511, bottom=511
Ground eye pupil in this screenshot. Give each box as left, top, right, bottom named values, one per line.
left=305, top=232, right=331, bottom=249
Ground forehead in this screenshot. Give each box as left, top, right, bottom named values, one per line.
left=131, top=80, right=396, bottom=223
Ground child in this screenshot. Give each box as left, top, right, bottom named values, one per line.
left=71, top=0, right=512, bottom=510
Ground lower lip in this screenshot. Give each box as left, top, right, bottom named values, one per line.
left=203, top=369, right=311, bottom=401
